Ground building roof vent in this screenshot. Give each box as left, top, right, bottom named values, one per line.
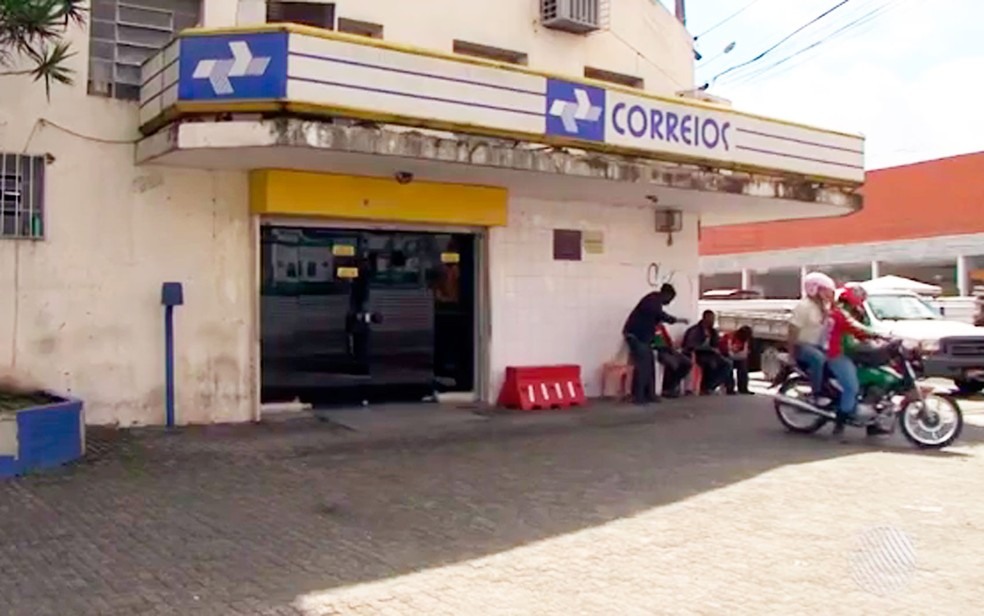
left=541, top=0, right=601, bottom=34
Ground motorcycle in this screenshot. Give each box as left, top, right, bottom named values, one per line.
left=771, top=340, right=963, bottom=449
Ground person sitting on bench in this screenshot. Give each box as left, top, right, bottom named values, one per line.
left=682, top=310, right=735, bottom=395
left=719, top=325, right=754, bottom=395
left=652, top=323, right=692, bottom=398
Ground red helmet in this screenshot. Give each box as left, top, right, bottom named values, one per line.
left=838, top=282, right=867, bottom=308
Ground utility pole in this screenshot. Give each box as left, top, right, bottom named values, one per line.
left=675, top=0, right=687, bottom=25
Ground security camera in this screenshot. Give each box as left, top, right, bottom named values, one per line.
left=394, top=171, right=414, bottom=185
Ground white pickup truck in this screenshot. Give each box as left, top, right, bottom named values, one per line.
left=701, top=290, right=984, bottom=394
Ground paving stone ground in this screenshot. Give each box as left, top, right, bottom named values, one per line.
left=2, top=395, right=983, bottom=615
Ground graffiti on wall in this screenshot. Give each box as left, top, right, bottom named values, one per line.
left=647, top=262, right=676, bottom=288
left=647, top=261, right=695, bottom=307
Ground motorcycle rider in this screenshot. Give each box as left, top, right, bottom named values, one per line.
left=788, top=272, right=836, bottom=401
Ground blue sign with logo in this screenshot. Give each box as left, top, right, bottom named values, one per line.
left=545, top=79, right=607, bottom=142
left=178, top=32, right=289, bottom=101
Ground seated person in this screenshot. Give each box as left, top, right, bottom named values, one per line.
left=683, top=310, right=735, bottom=395
left=652, top=323, right=692, bottom=398
left=719, top=325, right=754, bottom=395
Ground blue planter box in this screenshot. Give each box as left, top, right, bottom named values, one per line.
left=0, top=394, right=85, bottom=479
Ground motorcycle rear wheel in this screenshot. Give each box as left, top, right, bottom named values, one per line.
left=774, top=376, right=828, bottom=434
left=899, top=394, right=963, bottom=449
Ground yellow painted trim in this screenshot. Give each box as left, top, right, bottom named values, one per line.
left=157, top=100, right=862, bottom=187
left=175, top=23, right=863, bottom=140
left=249, top=170, right=509, bottom=227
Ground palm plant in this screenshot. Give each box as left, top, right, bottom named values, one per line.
left=0, top=0, right=86, bottom=97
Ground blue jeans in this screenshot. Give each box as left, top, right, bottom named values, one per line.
left=794, top=344, right=826, bottom=397
left=826, top=355, right=860, bottom=416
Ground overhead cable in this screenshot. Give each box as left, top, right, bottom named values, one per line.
left=706, top=0, right=853, bottom=86
left=693, top=0, right=767, bottom=40
left=723, top=0, right=907, bottom=87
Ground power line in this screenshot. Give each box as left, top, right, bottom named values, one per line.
left=723, top=0, right=908, bottom=87
left=723, top=2, right=890, bottom=85
left=693, top=0, right=767, bottom=40
left=697, top=0, right=876, bottom=77
left=706, top=0, right=853, bottom=86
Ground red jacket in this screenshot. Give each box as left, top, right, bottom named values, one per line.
left=719, top=332, right=748, bottom=357
left=824, top=306, right=877, bottom=358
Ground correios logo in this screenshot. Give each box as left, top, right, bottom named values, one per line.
left=545, top=79, right=606, bottom=142
left=549, top=88, right=603, bottom=134
left=544, top=78, right=732, bottom=152
left=192, top=40, right=271, bottom=95
left=611, top=101, right=732, bottom=151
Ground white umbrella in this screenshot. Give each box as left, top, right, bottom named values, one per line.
left=862, top=275, right=943, bottom=297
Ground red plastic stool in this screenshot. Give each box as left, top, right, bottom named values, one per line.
left=601, top=362, right=633, bottom=401
left=688, top=354, right=704, bottom=395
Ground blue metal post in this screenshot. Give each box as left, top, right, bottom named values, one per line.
left=161, top=282, right=183, bottom=429
left=164, top=304, right=175, bottom=428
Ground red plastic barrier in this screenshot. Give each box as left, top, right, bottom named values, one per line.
left=497, top=365, right=586, bottom=411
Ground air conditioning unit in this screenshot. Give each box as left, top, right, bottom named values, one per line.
left=541, top=0, right=601, bottom=34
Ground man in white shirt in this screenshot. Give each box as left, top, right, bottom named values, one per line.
left=788, top=272, right=836, bottom=398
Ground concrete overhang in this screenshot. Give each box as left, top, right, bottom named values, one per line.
left=138, top=24, right=865, bottom=225
left=137, top=118, right=860, bottom=226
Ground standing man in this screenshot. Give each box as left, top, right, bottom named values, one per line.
left=683, top=310, right=734, bottom=395
left=622, top=283, right=689, bottom=405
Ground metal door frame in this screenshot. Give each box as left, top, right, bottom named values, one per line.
left=253, top=215, right=489, bottom=413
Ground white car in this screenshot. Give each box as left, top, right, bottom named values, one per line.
left=862, top=291, right=984, bottom=394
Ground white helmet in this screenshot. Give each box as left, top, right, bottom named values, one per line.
left=802, top=271, right=835, bottom=298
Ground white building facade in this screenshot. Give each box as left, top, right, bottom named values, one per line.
left=0, top=0, right=864, bottom=426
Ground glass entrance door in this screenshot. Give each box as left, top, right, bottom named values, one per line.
left=260, top=225, right=476, bottom=406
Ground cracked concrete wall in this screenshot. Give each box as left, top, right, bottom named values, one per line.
left=256, top=119, right=861, bottom=212
left=0, top=23, right=255, bottom=427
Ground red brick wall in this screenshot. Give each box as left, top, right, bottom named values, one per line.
left=700, top=151, right=984, bottom=256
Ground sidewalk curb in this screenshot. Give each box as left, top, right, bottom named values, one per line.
left=289, top=401, right=713, bottom=458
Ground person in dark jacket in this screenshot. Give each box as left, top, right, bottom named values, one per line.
left=682, top=310, right=734, bottom=395
left=622, top=284, right=688, bottom=404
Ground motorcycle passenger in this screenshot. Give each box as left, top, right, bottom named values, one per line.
left=836, top=283, right=893, bottom=436
left=788, top=272, right=836, bottom=400
left=824, top=285, right=886, bottom=433
left=837, top=282, right=872, bottom=354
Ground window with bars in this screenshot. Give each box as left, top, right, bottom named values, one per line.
left=0, top=154, right=46, bottom=240
left=88, top=0, right=201, bottom=101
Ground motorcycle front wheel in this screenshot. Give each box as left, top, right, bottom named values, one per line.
left=774, top=376, right=828, bottom=434
left=899, top=394, right=963, bottom=449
